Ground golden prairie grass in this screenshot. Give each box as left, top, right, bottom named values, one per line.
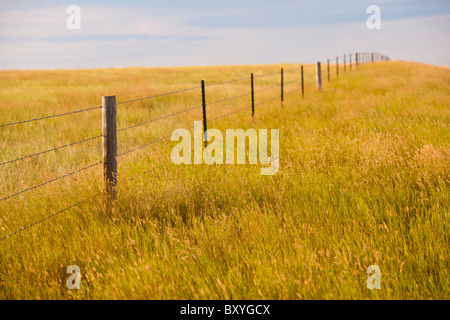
left=0, top=61, right=449, bottom=299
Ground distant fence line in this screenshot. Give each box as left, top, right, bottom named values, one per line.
left=0, top=51, right=390, bottom=241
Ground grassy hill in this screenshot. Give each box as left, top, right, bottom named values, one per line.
left=0, top=61, right=449, bottom=299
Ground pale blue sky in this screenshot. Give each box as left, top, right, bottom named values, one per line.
left=0, top=0, right=449, bottom=69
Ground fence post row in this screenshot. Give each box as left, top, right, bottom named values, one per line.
left=201, top=80, right=207, bottom=148
left=0, top=49, right=394, bottom=226
left=251, top=73, right=255, bottom=117
left=316, top=62, right=322, bottom=91
left=102, top=95, right=117, bottom=200
left=95, top=50, right=384, bottom=202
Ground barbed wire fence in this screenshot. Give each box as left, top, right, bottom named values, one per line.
left=0, top=52, right=390, bottom=242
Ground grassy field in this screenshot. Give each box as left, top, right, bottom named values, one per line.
left=0, top=60, right=449, bottom=299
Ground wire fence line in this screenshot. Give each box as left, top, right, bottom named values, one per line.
left=0, top=52, right=390, bottom=242
left=118, top=104, right=202, bottom=133
left=0, top=105, right=102, bottom=129
left=0, top=171, right=195, bottom=242
left=253, top=71, right=282, bottom=79
left=117, top=85, right=202, bottom=106
left=206, top=92, right=253, bottom=107
left=0, top=134, right=102, bottom=167
left=206, top=76, right=251, bottom=87
left=0, top=161, right=101, bottom=203
left=0, top=201, right=84, bottom=242
left=254, top=84, right=280, bottom=94
left=285, top=88, right=301, bottom=96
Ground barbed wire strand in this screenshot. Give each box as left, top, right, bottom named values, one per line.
left=206, top=106, right=252, bottom=123
left=303, top=82, right=316, bottom=89
left=285, top=88, right=300, bottom=96
left=302, top=64, right=316, bottom=70
left=304, top=73, right=316, bottom=79
left=206, top=76, right=251, bottom=87
left=253, top=84, right=279, bottom=94
left=284, top=79, right=299, bottom=85
left=284, top=67, right=302, bottom=73
left=253, top=71, right=280, bottom=79
left=0, top=161, right=101, bottom=203
left=0, top=106, right=101, bottom=129
left=117, top=85, right=201, bottom=105
left=118, top=105, right=202, bottom=133
left=206, top=91, right=252, bottom=107
left=118, top=122, right=203, bottom=158
left=0, top=135, right=102, bottom=167
left=0, top=201, right=84, bottom=242
left=255, top=95, right=280, bottom=107
left=124, top=149, right=194, bottom=183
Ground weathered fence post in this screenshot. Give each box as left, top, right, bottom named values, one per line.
left=251, top=73, right=254, bottom=117
left=301, top=65, right=304, bottom=98
left=327, top=59, right=330, bottom=82
left=336, top=56, right=339, bottom=78
left=316, top=62, right=322, bottom=91
left=356, top=52, right=358, bottom=69
left=281, top=68, right=284, bottom=103
left=201, top=80, right=207, bottom=148
left=102, top=95, right=117, bottom=200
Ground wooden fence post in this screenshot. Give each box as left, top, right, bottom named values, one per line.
left=102, top=95, right=117, bottom=200
left=316, top=62, right=322, bottom=91
left=301, top=65, right=304, bottom=98
left=281, top=68, right=284, bottom=103
left=336, top=56, right=339, bottom=78
left=327, top=59, right=330, bottom=82
left=356, top=52, right=358, bottom=69
left=251, top=73, right=254, bottom=117
left=201, top=80, right=207, bottom=148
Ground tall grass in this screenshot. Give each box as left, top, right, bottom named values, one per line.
left=0, top=61, right=448, bottom=299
